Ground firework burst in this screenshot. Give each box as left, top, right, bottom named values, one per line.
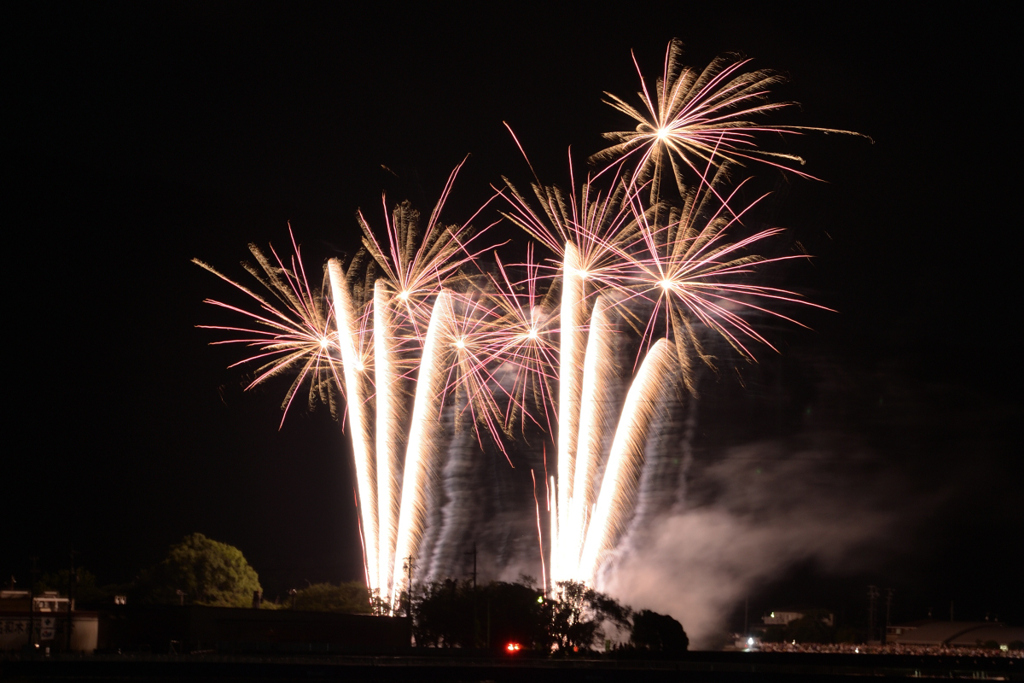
left=358, top=159, right=500, bottom=349
left=193, top=228, right=342, bottom=427
left=196, top=39, right=853, bottom=603
left=501, top=152, right=642, bottom=295
left=618, top=167, right=830, bottom=392
left=590, top=39, right=862, bottom=199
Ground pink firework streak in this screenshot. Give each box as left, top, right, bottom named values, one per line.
left=193, top=228, right=343, bottom=427
left=591, top=39, right=866, bottom=198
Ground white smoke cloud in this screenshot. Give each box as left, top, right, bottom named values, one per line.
left=601, top=435, right=906, bottom=648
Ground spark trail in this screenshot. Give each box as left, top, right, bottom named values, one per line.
left=373, top=279, right=405, bottom=596
left=560, top=295, right=618, bottom=585
left=578, top=338, right=678, bottom=583
left=327, top=258, right=379, bottom=593
left=391, top=289, right=455, bottom=606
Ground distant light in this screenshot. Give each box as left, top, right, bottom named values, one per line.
left=506, top=642, right=522, bottom=653
left=747, top=637, right=754, bottom=646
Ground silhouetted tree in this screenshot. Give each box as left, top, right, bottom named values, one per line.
left=784, top=613, right=835, bottom=644
left=291, top=581, right=370, bottom=613
left=630, top=609, right=688, bottom=656
left=135, top=533, right=261, bottom=607
left=35, top=568, right=117, bottom=605
left=484, top=581, right=549, bottom=652
left=414, top=579, right=474, bottom=647
left=549, top=580, right=631, bottom=654
left=412, top=578, right=637, bottom=654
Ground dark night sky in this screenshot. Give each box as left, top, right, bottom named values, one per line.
left=4, top=3, right=1020, bottom=637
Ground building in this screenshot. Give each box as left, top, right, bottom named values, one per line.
left=888, top=621, right=1024, bottom=650
left=0, top=590, right=99, bottom=653
left=762, top=609, right=834, bottom=627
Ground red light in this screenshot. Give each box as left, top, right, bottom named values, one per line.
left=506, top=642, right=522, bottom=653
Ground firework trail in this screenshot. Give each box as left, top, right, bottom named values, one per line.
left=373, top=279, right=405, bottom=596
left=327, top=258, right=379, bottom=593
left=578, top=338, right=678, bottom=584
left=554, top=242, right=586, bottom=582
left=557, top=295, right=619, bottom=585
left=391, top=289, right=455, bottom=607
left=499, top=156, right=646, bottom=587
left=348, top=162, right=500, bottom=600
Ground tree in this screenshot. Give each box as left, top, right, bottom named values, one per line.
left=783, top=612, right=835, bottom=644
left=136, top=533, right=261, bottom=607
left=291, top=581, right=370, bottom=613
left=35, top=568, right=113, bottom=605
left=486, top=581, right=550, bottom=652
left=548, top=581, right=631, bottom=654
left=413, top=579, right=550, bottom=651
left=411, top=578, right=634, bottom=654
left=630, top=610, right=688, bottom=656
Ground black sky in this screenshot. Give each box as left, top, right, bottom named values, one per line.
left=4, top=3, right=1020, bottom=630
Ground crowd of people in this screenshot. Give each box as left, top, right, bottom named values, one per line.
left=756, top=641, right=1023, bottom=658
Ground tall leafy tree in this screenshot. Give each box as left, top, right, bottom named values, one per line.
left=630, top=610, right=688, bottom=655
left=291, top=581, right=371, bottom=613
left=548, top=580, right=631, bottom=653
left=136, top=533, right=261, bottom=607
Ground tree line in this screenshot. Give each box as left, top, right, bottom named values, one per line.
left=28, top=533, right=687, bottom=655
left=410, top=577, right=687, bottom=656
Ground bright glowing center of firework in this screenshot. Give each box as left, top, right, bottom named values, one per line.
left=319, top=336, right=330, bottom=349
left=659, top=279, right=673, bottom=291
left=578, top=270, right=589, bottom=280
left=526, top=328, right=539, bottom=340
left=398, top=290, right=410, bottom=301
left=454, top=338, right=466, bottom=349
left=354, top=361, right=364, bottom=372
left=656, top=127, right=670, bottom=141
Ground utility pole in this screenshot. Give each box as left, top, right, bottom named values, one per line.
left=883, top=588, right=894, bottom=644
left=867, top=585, right=879, bottom=642
left=66, top=549, right=77, bottom=652
left=403, top=556, right=415, bottom=619
left=465, top=543, right=478, bottom=647
left=465, top=542, right=477, bottom=591
left=28, top=556, right=38, bottom=650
